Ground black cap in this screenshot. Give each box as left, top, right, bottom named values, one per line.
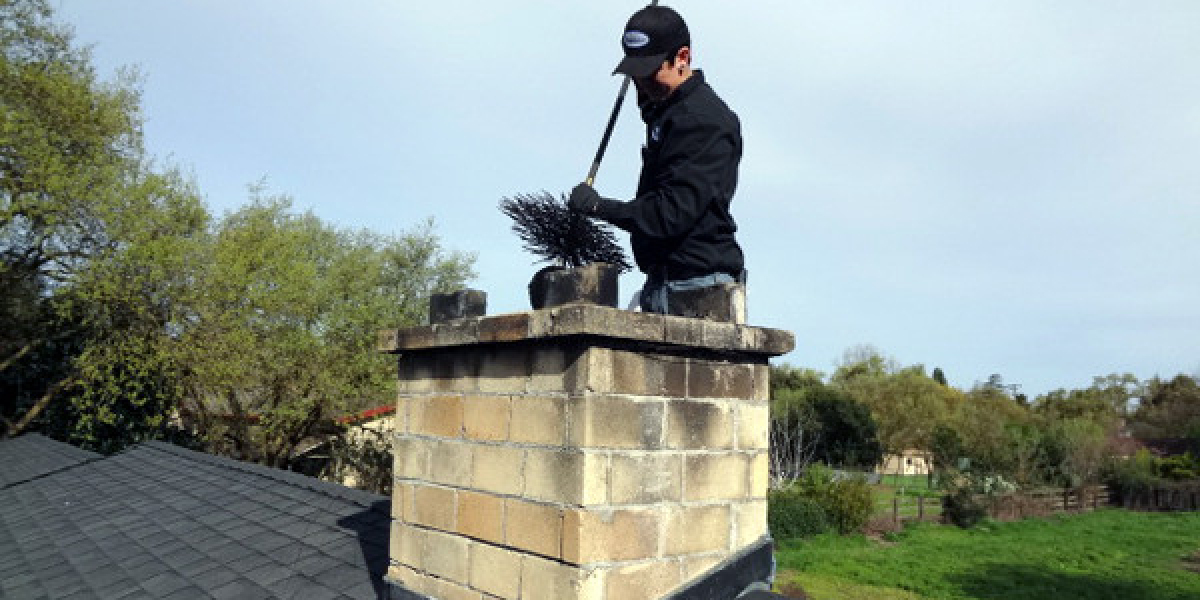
left=613, top=6, right=690, bottom=77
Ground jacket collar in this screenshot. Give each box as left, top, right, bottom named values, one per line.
left=641, top=70, right=705, bottom=122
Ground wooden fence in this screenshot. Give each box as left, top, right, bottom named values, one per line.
left=877, top=495, right=942, bottom=524
left=986, top=485, right=1111, bottom=520
left=877, top=486, right=1112, bottom=523
left=878, top=483, right=1200, bottom=524
left=1114, top=483, right=1200, bottom=512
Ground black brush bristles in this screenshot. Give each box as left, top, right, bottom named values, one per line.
left=500, top=191, right=631, bottom=272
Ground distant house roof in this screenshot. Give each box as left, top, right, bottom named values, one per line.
left=1109, top=434, right=1147, bottom=457
left=1142, top=438, right=1200, bottom=457
left=0, top=435, right=389, bottom=599
left=337, top=405, right=395, bottom=426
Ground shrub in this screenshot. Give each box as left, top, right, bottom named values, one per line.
left=795, top=462, right=837, bottom=495
left=1158, top=453, right=1199, bottom=481
left=942, top=487, right=988, bottom=528
left=768, top=487, right=831, bottom=539
left=819, top=476, right=874, bottom=534
left=772, top=464, right=874, bottom=536
left=1105, top=448, right=1200, bottom=503
left=979, top=474, right=1018, bottom=495
left=939, top=473, right=1016, bottom=528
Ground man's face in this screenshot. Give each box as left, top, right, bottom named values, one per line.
left=633, top=61, right=673, bottom=105
left=632, top=47, right=691, bottom=106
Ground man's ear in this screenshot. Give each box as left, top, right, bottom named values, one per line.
left=676, top=46, right=691, bottom=67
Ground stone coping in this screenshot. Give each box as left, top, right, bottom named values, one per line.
left=378, top=304, right=793, bottom=357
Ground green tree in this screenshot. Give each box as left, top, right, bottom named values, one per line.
left=1132, top=374, right=1200, bottom=438
left=930, top=423, right=965, bottom=474
left=932, top=367, right=947, bottom=386
left=770, top=365, right=884, bottom=471
left=948, top=383, right=1032, bottom=475
left=1089, top=373, right=1142, bottom=417
left=1, top=0, right=141, bottom=287
left=835, top=361, right=962, bottom=458
left=829, top=344, right=895, bottom=385
left=1, top=0, right=204, bottom=443
left=770, top=364, right=825, bottom=398
left=1, top=0, right=477, bottom=465
left=179, top=195, right=473, bottom=468
left=769, top=364, right=826, bottom=482
left=51, top=170, right=209, bottom=451
left=807, top=387, right=883, bottom=469
left=1041, top=418, right=1109, bottom=487
left=1034, top=387, right=1120, bottom=431
left=1001, top=422, right=1045, bottom=486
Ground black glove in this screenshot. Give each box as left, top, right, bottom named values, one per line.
left=568, top=183, right=602, bottom=216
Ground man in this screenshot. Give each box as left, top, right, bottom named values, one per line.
left=568, top=5, right=745, bottom=315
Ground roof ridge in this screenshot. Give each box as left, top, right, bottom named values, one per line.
left=0, top=433, right=105, bottom=489
left=0, top=455, right=105, bottom=489
left=134, top=440, right=387, bottom=512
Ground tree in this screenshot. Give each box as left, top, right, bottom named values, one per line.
left=830, top=344, right=895, bottom=385
left=807, top=388, right=883, bottom=469
left=930, top=424, right=965, bottom=474
left=1, top=0, right=202, bottom=443
left=1034, top=387, right=1120, bottom=431
left=178, top=194, right=474, bottom=468
left=1089, top=373, right=1142, bottom=417
left=932, top=367, right=947, bottom=386
left=835, top=363, right=962, bottom=458
left=769, top=364, right=826, bottom=483
left=948, top=383, right=1032, bottom=476
left=1041, top=418, right=1108, bottom=487
left=769, top=365, right=882, bottom=476
left=1, top=1, right=478, bottom=464
left=770, top=364, right=825, bottom=396
left=1, top=0, right=142, bottom=309
left=981, top=373, right=1023, bottom=398
left=1132, top=374, right=1200, bottom=438
left=51, top=170, right=209, bottom=451
left=1001, top=423, right=1045, bottom=486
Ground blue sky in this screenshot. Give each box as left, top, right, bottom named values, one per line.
left=55, top=1, right=1200, bottom=396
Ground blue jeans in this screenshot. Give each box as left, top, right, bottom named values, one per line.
left=638, top=272, right=737, bottom=314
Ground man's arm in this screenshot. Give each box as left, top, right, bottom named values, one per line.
left=570, top=116, right=734, bottom=239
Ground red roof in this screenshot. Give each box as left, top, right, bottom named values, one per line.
left=336, top=405, right=396, bottom=425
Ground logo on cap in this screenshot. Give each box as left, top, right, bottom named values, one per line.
left=623, top=30, right=650, bottom=49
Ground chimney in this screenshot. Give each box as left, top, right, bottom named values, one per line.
left=379, top=304, right=792, bottom=599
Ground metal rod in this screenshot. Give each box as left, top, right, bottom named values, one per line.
left=584, top=0, right=658, bottom=187
left=586, top=75, right=632, bottom=186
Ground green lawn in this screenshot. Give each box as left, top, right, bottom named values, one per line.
left=871, top=475, right=943, bottom=521
left=876, top=473, right=936, bottom=490
left=774, top=509, right=1200, bottom=599
left=871, top=492, right=943, bottom=521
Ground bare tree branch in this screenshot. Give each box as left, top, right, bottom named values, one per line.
left=0, top=338, right=42, bottom=374
left=6, top=373, right=77, bottom=438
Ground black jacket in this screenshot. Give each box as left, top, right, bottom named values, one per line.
left=596, top=71, right=744, bottom=280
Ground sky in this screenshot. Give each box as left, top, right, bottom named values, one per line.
left=53, top=1, right=1200, bottom=397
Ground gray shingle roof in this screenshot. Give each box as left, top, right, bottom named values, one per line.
left=0, top=437, right=389, bottom=599
left=0, top=433, right=101, bottom=489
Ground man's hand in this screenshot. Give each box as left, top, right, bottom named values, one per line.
left=568, top=183, right=602, bottom=216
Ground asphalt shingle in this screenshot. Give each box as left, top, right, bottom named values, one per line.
left=0, top=434, right=101, bottom=488
left=0, top=436, right=390, bottom=599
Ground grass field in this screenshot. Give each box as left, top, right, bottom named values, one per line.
left=871, top=474, right=944, bottom=521
left=774, top=509, right=1200, bottom=599
left=875, top=473, right=937, bottom=491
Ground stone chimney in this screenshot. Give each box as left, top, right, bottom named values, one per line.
left=379, top=304, right=793, bottom=600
